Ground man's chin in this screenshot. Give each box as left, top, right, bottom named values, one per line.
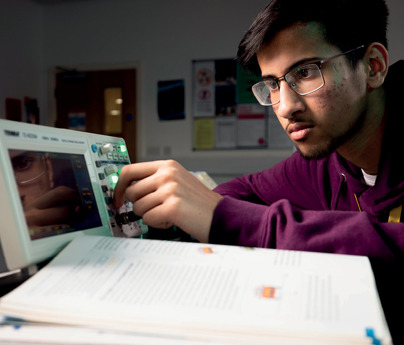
left=295, top=143, right=335, bottom=161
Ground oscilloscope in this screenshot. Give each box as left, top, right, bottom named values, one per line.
left=0, top=119, right=146, bottom=274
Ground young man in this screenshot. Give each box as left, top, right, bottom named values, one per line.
left=114, top=0, right=403, bottom=340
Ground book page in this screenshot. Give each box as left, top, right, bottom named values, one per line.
left=0, top=236, right=392, bottom=344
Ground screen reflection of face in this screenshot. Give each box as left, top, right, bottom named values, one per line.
left=9, top=150, right=54, bottom=211
left=8, top=149, right=103, bottom=239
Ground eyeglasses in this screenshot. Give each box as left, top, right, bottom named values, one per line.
left=11, top=152, right=47, bottom=186
left=252, top=45, right=365, bottom=106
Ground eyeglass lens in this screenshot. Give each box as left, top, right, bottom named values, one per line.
left=253, top=63, right=324, bottom=105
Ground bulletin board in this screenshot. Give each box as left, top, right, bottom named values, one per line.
left=192, top=58, right=289, bottom=150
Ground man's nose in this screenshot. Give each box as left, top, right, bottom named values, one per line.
left=275, top=80, right=305, bottom=119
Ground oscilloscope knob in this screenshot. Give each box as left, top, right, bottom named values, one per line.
left=100, top=143, right=114, bottom=154
left=104, top=165, right=118, bottom=175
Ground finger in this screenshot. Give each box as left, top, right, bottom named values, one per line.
left=123, top=164, right=178, bottom=206
left=113, top=161, right=164, bottom=208
left=141, top=203, right=175, bottom=229
left=130, top=186, right=164, bottom=219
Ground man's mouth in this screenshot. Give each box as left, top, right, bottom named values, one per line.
left=288, top=123, right=314, bottom=141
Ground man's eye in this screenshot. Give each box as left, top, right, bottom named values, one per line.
left=265, top=79, right=278, bottom=90
left=12, top=156, right=35, bottom=172
left=295, top=66, right=316, bottom=79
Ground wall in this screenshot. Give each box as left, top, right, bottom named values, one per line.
left=40, top=0, right=282, bottom=182
left=1, top=0, right=403, bottom=182
left=0, top=0, right=43, bottom=122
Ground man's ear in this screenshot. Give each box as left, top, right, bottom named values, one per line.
left=365, top=42, right=389, bottom=90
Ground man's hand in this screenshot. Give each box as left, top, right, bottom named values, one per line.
left=113, top=160, right=223, bottom=242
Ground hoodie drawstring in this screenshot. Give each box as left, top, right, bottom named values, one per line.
left=354, top=193, right=362, bottom=212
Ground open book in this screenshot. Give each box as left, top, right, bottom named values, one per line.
left=0, top=235, right=392, bottom=344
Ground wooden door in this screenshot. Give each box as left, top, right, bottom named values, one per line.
left=55, top=69, right=137, bottom=161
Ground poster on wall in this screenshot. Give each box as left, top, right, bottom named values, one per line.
left=192, top=58, right=268, bottom=150
left=215, top=117, right=236, bottom=149
left=237, top=104, right=267, bottom=148
left=214, top=59, right=237, bottom=117
left=236, top=64, right=261, bottom=104
left=193, top=61, right=215, bottom=117
left=193, top=118, right=215, bottom=149
left=68, top=112, right=86, bottom=131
